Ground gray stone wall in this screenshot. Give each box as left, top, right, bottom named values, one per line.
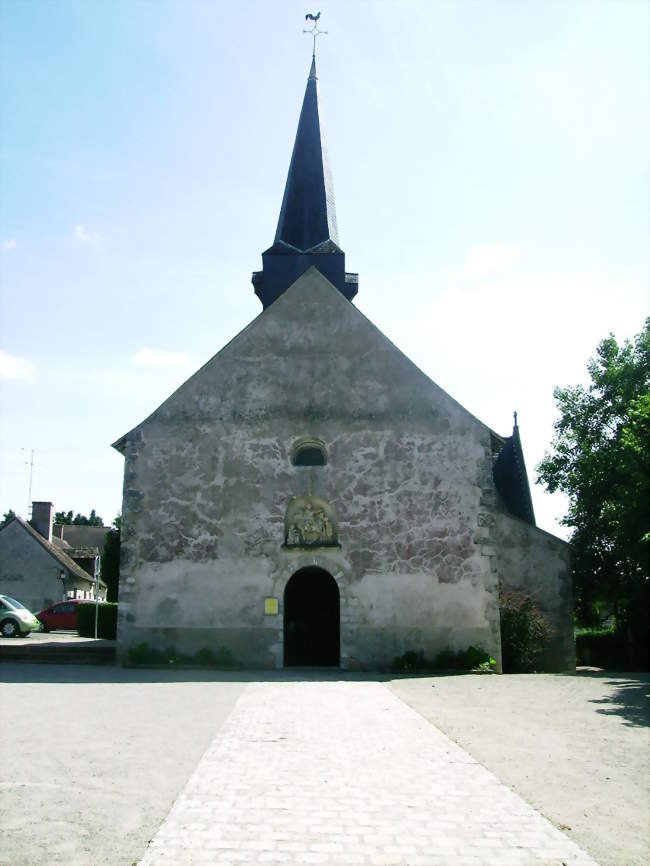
left=0, top=522, right=66, bottom=612
left=115, top=268, right=569, bottom=670
left=118, top=422, right=502, bottom=669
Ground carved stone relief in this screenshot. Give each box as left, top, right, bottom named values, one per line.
left=284, top=496, right=339, bottom=548
left=477, top=512, right=495, bottom=527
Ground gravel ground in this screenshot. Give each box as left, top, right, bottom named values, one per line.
left=1, top=665, right=647, bottom=866
left=0, top=664, right=245, bottom=866
left=388, top=670, right=650, bottom=866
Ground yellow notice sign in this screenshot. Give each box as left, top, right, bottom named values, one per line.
left=264, top=597, right=279, bottom=616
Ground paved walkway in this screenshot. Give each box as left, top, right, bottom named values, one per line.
left=139, top=681, right=598, bottom=866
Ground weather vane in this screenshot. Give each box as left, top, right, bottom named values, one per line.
left=304, top=12, right=327, bottom=57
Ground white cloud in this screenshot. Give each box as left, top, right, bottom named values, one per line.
left=462, top=244, right=521, bottom=278
left=363, top=263, right=647, bottom=537
left=1, top=239, right=17, bottom=252
left=0, top=350, right=35, bottom=381
left=73, top=224, right=101, bottom=243
left=130, top=347, right=192, bottom=370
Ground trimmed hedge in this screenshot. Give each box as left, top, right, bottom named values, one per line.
left=77, top=602, right=118, bottom=639
left=575, top=629, right=630, bottom=669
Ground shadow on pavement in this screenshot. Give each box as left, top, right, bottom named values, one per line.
left=4, top=663, right=648, bottom=707
left=590, top=679, right=649, bottom=728
left=575, top=669, right=650, bottom=728
left=0, top=662, right=393, bottom=684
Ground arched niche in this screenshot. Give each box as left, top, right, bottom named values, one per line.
left=290, top=437, right=328, bottom=467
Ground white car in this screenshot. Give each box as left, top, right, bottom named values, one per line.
left=0, top=594, right=40, bottom=637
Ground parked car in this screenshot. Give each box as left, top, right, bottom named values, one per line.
left=0, top=595, right=41, bottom=637
left=36, top=599, right=85, bottom=632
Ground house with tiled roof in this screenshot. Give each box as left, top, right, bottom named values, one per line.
left=0, top=502, right=106, bottom=613
left=51, top=523, right=108, bottom=583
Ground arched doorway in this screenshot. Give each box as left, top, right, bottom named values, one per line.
left=284, top=567, right=340, bottom=666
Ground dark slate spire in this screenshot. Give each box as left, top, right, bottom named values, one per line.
left=274, top=55, right=339, bottom=250
left=492, top=413, right=536, bottom=526
left=252, top=56, right=358, bottom=309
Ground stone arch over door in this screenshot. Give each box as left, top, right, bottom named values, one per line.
left=283, top=567, right=340, bottom=667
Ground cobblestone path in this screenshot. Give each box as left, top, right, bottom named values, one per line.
left=139, top=680, right=598, bottom=866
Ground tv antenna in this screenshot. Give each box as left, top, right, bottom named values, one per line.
left=22, top=448, right=35, bottom=518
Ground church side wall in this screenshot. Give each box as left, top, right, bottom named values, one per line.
left=493, top=514, right=575, bottom=671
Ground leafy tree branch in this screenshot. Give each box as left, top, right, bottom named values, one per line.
left=537, top=319, right=649, bottom=663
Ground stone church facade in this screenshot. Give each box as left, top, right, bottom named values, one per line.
left=114, top=58, right=574, bottom=671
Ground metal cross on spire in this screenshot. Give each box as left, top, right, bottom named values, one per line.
left=303, top=12, right=327, bottom=57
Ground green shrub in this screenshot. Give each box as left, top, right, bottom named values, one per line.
left=499, top=590, right=552, bottom=673
left=125, top=641, right=239, bottom=669
left=193, top=647, right=235, bottom=667
left=392, top=645, right=495, bottom=673
left=627, top=579, right=650, bottom=669
left=77, top=602, right=118, bottom=639
left=391, top=650, right=428, bottom=672
left=463, top=645, right=496, bottom=670
left=574, top=577, right=649, bottom=670
left=125, top=642, right=168, bottom=665
left=432, top=645, right=495, bottom=671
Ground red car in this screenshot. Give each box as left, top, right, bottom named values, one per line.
left=36, top=599, right=84, bottom=632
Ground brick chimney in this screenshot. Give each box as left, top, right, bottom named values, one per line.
left=30, top=501, right=54, bottom=543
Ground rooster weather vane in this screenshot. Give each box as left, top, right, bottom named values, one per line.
left=304, top=12, right=327, bottom=57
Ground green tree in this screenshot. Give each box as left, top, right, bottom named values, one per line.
left=537, top=319, right=649, bottom=663
left=1, top=509, right=17, bottom=529
left=73, top=509, right=103, bottom=526
left=101, top=516, right=121, bottom=603
left=54, top=509, right=104, bottom=526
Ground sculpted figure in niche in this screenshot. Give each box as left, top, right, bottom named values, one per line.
left=285, top=496, right=338, bottom=547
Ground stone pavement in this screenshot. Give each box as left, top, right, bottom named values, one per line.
left=139, top=680, right=598, bottom=866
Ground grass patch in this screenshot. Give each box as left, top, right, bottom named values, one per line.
left=392, top=645, right=496, bottom=673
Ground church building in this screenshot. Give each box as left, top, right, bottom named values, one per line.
left=113, top=55, right=574, bottom=671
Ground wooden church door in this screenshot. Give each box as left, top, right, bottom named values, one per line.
left=283, top=567, right=340, bottom=666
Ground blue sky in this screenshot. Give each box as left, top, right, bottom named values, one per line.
left=1, top=0, right=648, bottom=536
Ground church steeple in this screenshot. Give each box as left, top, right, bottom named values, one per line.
left=274, top=55, right=339, bottom=251
left=252, top=56, right=358, bottom=309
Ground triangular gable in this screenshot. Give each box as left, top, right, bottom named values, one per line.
left=114, top=267, right=498, bottom=452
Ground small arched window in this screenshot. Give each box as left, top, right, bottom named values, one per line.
left=291, top=438, right=328, bottom=467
